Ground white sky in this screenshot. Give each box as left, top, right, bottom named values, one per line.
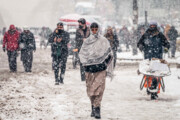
left=0, top=0, right=69, bottom=28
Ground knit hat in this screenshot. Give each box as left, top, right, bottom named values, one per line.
left=90, top=22, right=99, bottom=28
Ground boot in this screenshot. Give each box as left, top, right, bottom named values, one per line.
left=54, top=70, right=59, bottom=85
left=59, top=77, right=64, bottom=84
left=151, top=93, right=158, bottom=100
left=55, top=77, right=59, bottom=85
left=94, top=107, right=101, bottom=119
left=59, top=78, right=64, bottom=84
left=55, top=81, right=59, bottom=85
left=91, top=105, right=95, bottom=117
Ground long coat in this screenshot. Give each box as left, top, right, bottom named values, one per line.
left=137, top=29, right=170, bottom=59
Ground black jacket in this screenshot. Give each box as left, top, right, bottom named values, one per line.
left=84, top=55, right=112, bottom=73
left=75, top=27, right=90, bottom=52
left=137, top=29, right=170, bottom=59
left=19, top=31, right=36, bottom=51
left=48, top=30, right=70, bottom=58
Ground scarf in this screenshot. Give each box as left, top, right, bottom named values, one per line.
left=79, top=31, right=112, bottom=66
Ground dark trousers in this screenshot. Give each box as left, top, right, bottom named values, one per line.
left=7, top=51, right=17, bottom=72
left=113, top=50, right=117, bottom=68
left=21, top=50, right=33, bottom=72
left=53, top=55, right=67, bottom=82
left=80, top=63, right=85, bottom=81
left=170, top=41, right=176, bottom=57
left=132, top=43, right=138, bottom=55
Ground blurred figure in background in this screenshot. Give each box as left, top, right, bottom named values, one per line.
left=2, top=27, right=6, bottom=35
left=137, top=24, right=146, bottom=43
left=39, top=27, right=48, bottom=49
left=19, top=27, right=36, bottom=72
left=168, top=26, right=178, bottom=58
left=119, top=26, right=130, bottom=51
left=3, top=25, right=19, bottom=72
left=104, top=26, right=119, bottom=68
left=130, top=27, right=138, bottom=55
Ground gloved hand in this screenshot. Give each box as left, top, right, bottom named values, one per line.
left=164, top=48, right=169, bottom=53
left=3, top=47, right=5, bottom=52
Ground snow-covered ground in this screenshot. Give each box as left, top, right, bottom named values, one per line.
left=0, top=48, right=180, bottom=120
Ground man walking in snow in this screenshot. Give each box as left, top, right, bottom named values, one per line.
left=75, top=18, right=90, bottom=81
left=48, top=22, right=70, bottom=85
left=137, top=21, right=170, bottom=99
left=19, top=27, right=36, bottom=72
left=3, top=25, right=19, bottom=72
left=79, top=22, right=113, bottom=119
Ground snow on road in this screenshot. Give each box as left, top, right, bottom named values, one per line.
left=0, top=48, right=180, bottom=120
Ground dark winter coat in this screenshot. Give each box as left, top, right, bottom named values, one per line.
left=19, top=31, right=36, bottom=51
left=75, top=26, right=90, bottom=52
left=168, top=27, right=178, bottom=42
left=19, top=31, right=36, bottom=61
left=3, top=29, right=19, bottom=51
left=137, top=29, right=170, bottom=59
left=48, top=30, right=70, bottom=58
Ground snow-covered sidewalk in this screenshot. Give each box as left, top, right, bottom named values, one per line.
left=0, top=48, right=180, bottom=120
left=117, top=51, right=180, bottom=67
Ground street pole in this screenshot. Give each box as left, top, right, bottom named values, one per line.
left=132, top=0, right=138, bottom=55
left=145, top=11, right=148, bottom=29
left=133, top=0, right=138, bottom=29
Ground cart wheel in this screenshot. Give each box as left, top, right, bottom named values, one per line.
left=160, top=77, right=165, bottom=92
left=140, top=75, right=146, bottom=90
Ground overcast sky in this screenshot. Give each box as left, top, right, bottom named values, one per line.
left=0, top=0, right=75, bottom=28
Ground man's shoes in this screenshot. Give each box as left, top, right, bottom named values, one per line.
left=151, top=93, right=158, bottom=100
left=59, top=78, right=64, bottom=84
left=94, top=107, right=101, bottom=119
left=60, top=80, right=64, bottom=84
left=55, top=82, right=59, bottom=85
left=55, top=78, right=59, bottom=85
left=91, top=105, right=95, bottom=117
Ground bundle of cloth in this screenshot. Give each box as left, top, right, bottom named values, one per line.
left=138, top=58, right=170, bottom=77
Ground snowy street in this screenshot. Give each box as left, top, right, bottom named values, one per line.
left=0, top=48, right=180, bottom=120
